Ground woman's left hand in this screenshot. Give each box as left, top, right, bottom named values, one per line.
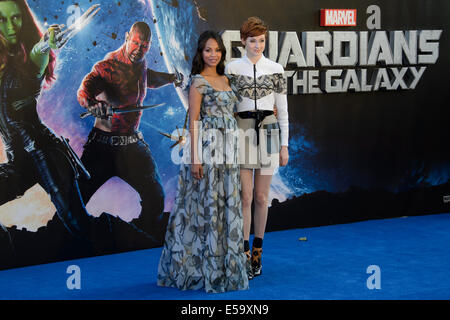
left=30, top=24, right=63, bottom=77
left=44, top=24, right=64, bottom=50
left=279, top=146, right=289, bottom=167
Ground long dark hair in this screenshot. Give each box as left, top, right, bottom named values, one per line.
left=191, top=30, right=226, bottom=75
left=0, top=0, right=56, bottom=87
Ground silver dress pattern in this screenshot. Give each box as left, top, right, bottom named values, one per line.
left=157, top=74, right=249, bottom=293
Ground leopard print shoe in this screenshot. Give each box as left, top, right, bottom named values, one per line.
left=251, top=247, right=263, bottom=277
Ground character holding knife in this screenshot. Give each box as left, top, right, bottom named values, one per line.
left=77, top=21, right=183, bottom=241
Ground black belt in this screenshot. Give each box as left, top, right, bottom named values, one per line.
left=88, top=129, right=143, bottom=146
left=238, top=110, right=274, bottom=145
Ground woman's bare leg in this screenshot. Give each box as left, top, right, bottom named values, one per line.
left=253, top=168, right=273, bottom=239
left=240, top=168, right=254, bottom=241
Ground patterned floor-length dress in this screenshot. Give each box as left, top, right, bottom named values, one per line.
left=157, top=74, right=249, bottom=293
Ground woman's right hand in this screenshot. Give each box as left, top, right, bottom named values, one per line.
left=191, top=163, right=204, bottom=180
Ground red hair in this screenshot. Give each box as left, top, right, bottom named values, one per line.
left=0, top=0, right=56, bottom=87
left=240, top=16, right=268, bottom=41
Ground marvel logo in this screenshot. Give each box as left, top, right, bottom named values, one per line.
left=320, top=9, right=357, bottom=26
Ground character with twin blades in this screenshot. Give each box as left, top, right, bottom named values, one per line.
left=0, top=0, right=97, bottom=240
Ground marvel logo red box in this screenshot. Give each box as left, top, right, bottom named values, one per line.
left=320, top=9, right=357, bottom=26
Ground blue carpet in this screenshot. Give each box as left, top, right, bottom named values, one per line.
left=1, top=213, right=449, bottom=300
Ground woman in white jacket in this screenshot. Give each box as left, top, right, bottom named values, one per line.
left=225, top=17, right=289, bottom=280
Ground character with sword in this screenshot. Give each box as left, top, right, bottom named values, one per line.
left=77, top=21, right=183, bottom=242
left=0, top=1, right=99, bottom=240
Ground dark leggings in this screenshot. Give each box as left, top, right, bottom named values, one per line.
left=0, top=129, right=90, bottom=239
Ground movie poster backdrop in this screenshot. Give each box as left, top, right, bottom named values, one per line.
left=0, top=0, right=448, bottom=269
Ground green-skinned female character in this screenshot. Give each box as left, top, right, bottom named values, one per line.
left=0, top=0, right=92, bottom=241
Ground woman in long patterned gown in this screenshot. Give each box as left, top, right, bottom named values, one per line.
left=157, top=31, right=249, bottom=293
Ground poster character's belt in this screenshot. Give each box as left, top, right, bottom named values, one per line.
left=88, top=131, right=143, bottom=146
